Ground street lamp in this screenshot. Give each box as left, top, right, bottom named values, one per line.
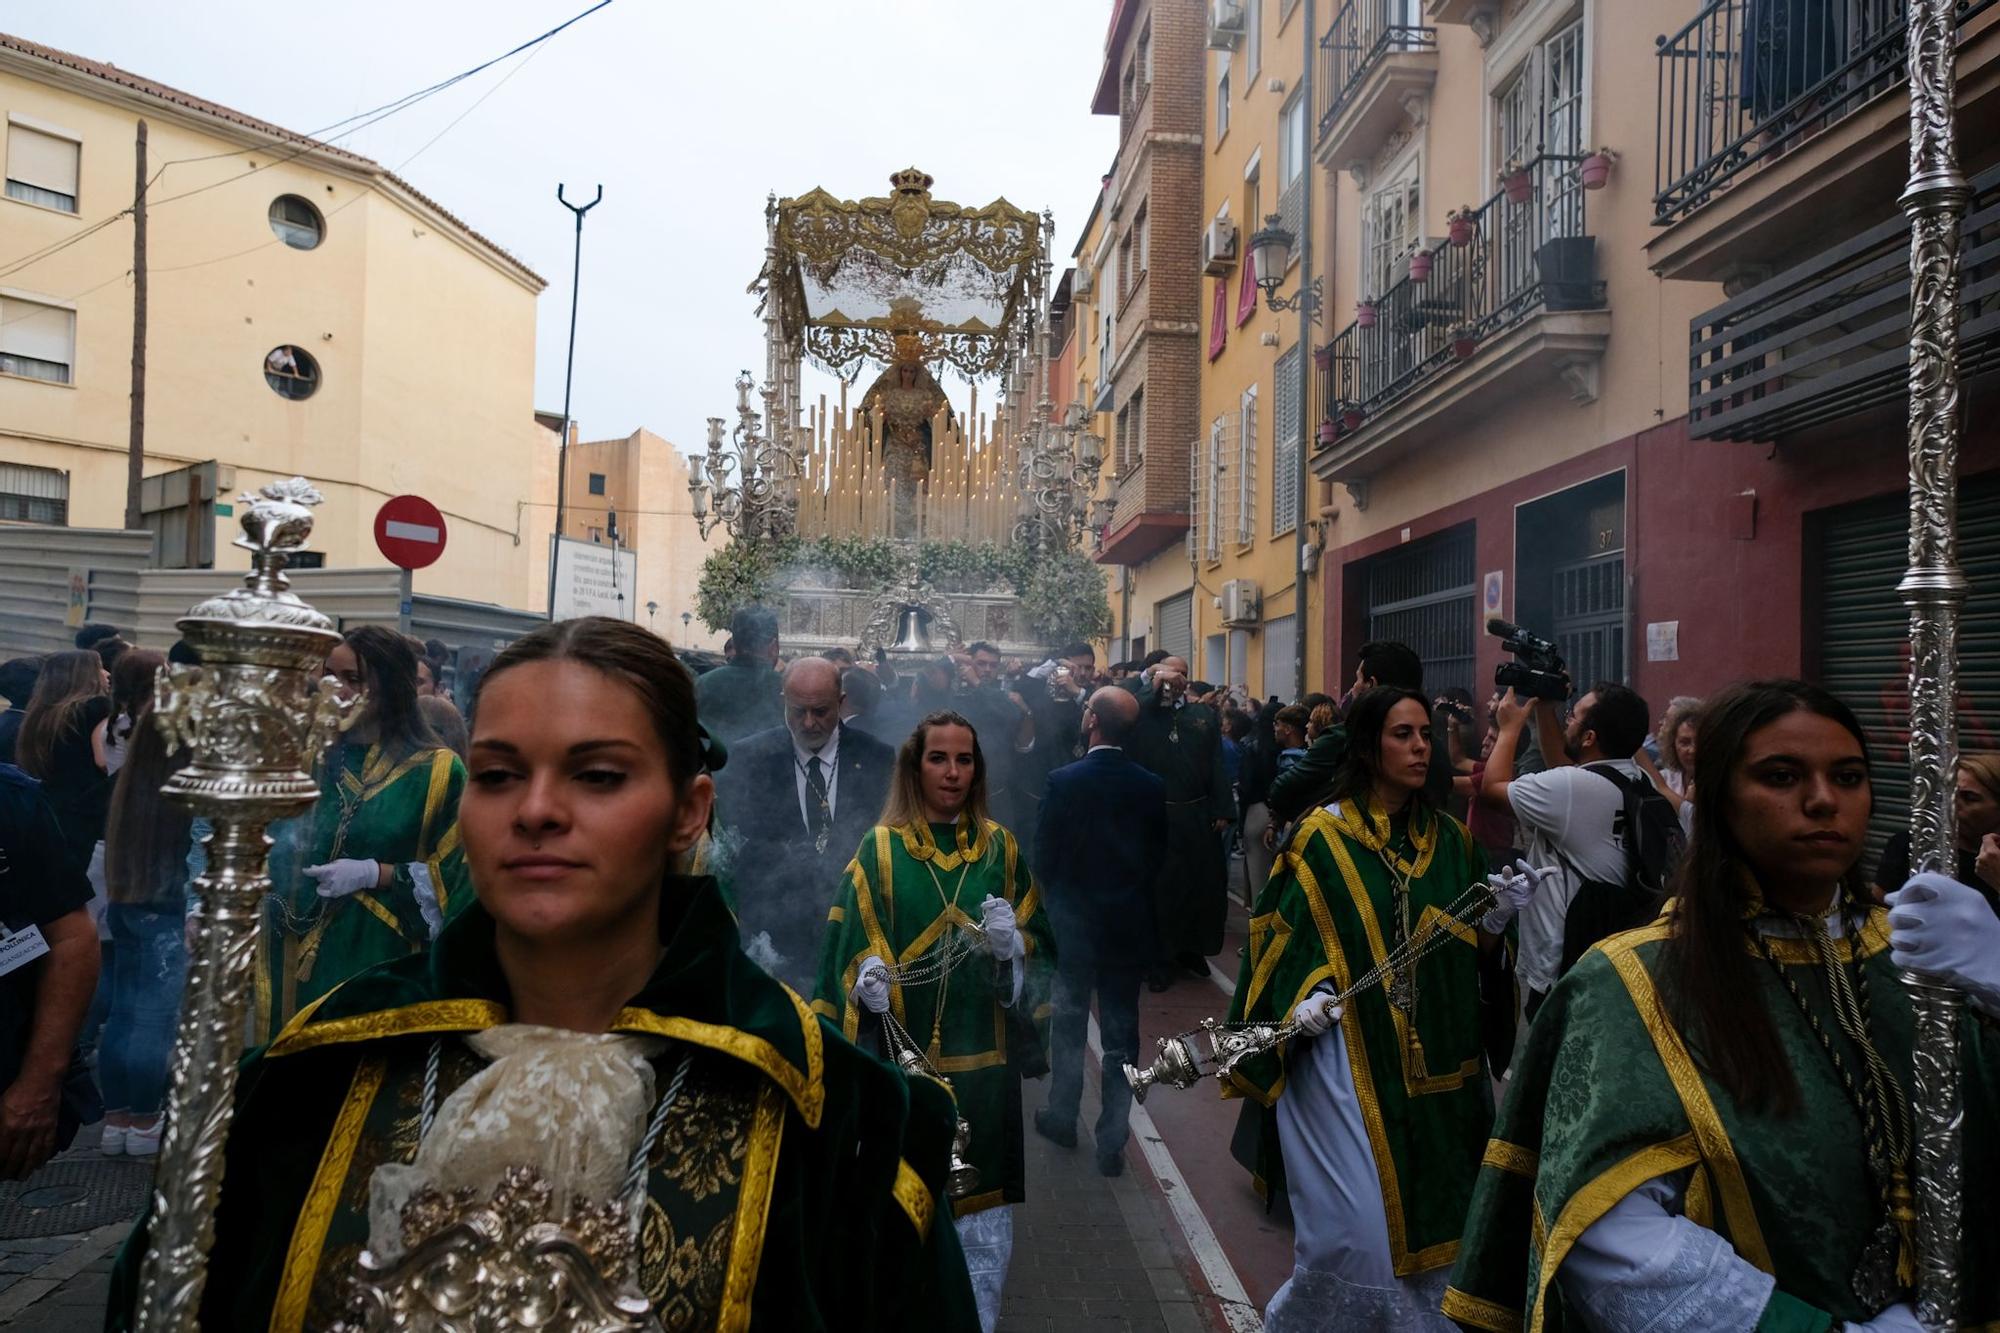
left=646, top=599, right=658, bottom=629
left=1248, top=212, right=1323, bottom=324
left=681, top=611, right=692, bottom=633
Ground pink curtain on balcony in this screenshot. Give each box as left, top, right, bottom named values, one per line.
left=1236, top=250, right=1258, bottom=327
left=1209, top=278, right=1228, bottom=360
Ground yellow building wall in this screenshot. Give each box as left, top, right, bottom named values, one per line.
left=0, top=52, right=551, bottom=609
left=559, top=429, right=726, bottom=651
left=1195, top=0, right=1315, bottom=697
left=1307, top=0, right=1724, bottom=541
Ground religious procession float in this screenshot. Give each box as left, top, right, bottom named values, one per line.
left=685, top=167, right=1111, bottom=660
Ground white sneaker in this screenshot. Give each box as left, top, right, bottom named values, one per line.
left=124, top=1119, right=163, bottom=1159
left=98, top=1122, right=127, bottom=1155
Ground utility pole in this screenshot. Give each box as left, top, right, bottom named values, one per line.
left=546, top=182, right=602, bottom=620
left=125, top=118, right=147, bottom=532
left=1294, top=0, right=1315, bottom=701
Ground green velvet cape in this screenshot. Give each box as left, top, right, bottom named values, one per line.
left=258, top=741, right=470, bottom=1043
left=1444, top=913, right=2000, bottom=1333
left=110, top=875, right=978, bottom=1333
left=1224, top=798, right=1498, bottom=1276
left=812, top=816, right=1055, bottom=1218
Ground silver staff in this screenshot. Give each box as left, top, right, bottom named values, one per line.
left=1900, top=1, right=1970, bottom=1327
left=134, top=479, right=351, bottom=1333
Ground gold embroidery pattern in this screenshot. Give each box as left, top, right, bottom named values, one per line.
left=1481, top=1140, right=1540, bottom=1178
left=891, top=1159, right=935, bottom=1239
left=719, top=1082, right=788, bottom=1332
left=269, top=1056, right=385, bottom=1333
left=657, top=1083, right=751, bottom=1203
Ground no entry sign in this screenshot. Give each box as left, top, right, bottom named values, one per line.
left=373, top=495, right=447, bottom=570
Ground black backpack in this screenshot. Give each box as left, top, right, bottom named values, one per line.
left=1556, top=763, right=1686, bottom=978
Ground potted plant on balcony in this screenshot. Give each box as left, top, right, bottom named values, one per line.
left=1408, top=248, right=1434, bottom=283
left=1355, top=299, right=1378, bottom=329
left=1446, top=206, right=1479, bottom=247
left=1316, top=418, right=1340, bottom=445
left=1499, top=157, right=1533, bottom=204
left=1578, top=146, right=1618, bottom=190
left=1339, top=401, right=1367, bottom=432
left=1449, top=321, right=1480, bottom=361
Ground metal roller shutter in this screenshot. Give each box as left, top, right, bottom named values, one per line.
left=1158, top=590, right=1194, bottom=666
left=1362, top=524, right=1479, bottom=703
left=1816, top=475, right=2000, bottom=870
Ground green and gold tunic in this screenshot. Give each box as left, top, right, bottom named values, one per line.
left=1444, top=911, right=2000, bottom=1332
left=110, top=875, right=978, bottom=1333
left=258, top=741, right=470, bottom=1042
left=1224, top=798, right=1500, bottom=1275
left=813, top=816, right=1056, bottom=1218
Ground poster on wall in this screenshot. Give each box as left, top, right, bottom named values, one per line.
left=550, top=536, right=638, bottom=623
left=1482, top=570, right=1504, bottom=620
left=1646, top=621, right=1681, bottom=663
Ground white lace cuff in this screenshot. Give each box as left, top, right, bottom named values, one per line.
left=409, top=863, right=444, bottom=939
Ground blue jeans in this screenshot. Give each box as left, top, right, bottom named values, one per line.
left=98, top=904, right=188, bottom=1116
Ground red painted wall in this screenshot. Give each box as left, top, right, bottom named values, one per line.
left=1319, top=406, right=2000, bottom=709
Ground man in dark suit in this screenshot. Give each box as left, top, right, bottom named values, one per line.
left=1031, top=686, right=1167, bottom=1176
left=715, top=658, right=895, bottom=993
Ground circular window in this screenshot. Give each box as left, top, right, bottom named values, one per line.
left=264, top=345, right=319, bottom=400
left=268, top=195, right=324, bottom=250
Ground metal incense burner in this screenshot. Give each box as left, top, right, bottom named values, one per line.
left=132, top=479, right=355, bottom=1333
left=1124, top=1017, right=1298, bottom=1104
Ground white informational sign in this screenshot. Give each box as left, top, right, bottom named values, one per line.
left=1646, top=620, right=1681, bottom=663
left=551, top=536, right=639, bottom=623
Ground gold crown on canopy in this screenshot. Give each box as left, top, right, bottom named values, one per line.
left=890, top=166, right=935, bottom=195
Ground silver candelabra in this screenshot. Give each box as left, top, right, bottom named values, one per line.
left=688, top=369, right=802, bottom=543
left=1012, top=398, right=1105, bottom=552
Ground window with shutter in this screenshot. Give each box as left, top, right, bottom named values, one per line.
left=0, top=296, right=75, bottom=384
left=1272, top=347, right=1301, bottom=536
left=6, top=124, right=79, bottom=213
left=1238, top=383, right=1258, bottom=545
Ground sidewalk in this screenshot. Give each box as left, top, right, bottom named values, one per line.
left=0, top=1130, right=147, bottom=1332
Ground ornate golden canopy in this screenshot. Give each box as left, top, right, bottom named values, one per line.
left=764, top=167, right=1047, bottom=381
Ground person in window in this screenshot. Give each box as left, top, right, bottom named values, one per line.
left=814, top=711, right=1055, bottom=1333
left=1224, top=687, right=1520, bottom=1330
left=258, top=625, right=469, bottom=1041
left=1871, top=752, right=2000, bottom=913
left=1446, top=680, right=2000, bottom=1331
left=108, top=617, right=979, bottom=1331
left=264, top=346, right=299, bottom=378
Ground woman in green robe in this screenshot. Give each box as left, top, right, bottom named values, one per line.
left=111, top=616, right=977, bottom=1332
left=259, top=625, right=470, bottom=1042
left=1224, top=686, right=1520, bottom=1331
left=1446, top=680, right=2000, bottom=1331
left=814, top=708, right=1055, bottom=1333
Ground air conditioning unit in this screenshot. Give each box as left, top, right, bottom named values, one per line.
left=1220, top=578, right=1262, bottom=627
left=1074, top=266, right=1094, bottom=297
left=1202, top=218, right=1238, bottom=275
left=1207, top=0, right=1245, bottom=49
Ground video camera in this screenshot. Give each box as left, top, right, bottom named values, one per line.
left=1487, top=618, right=1572, bottom=702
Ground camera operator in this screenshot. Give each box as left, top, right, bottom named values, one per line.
left=1482, top=681, right=1660, bottom=1021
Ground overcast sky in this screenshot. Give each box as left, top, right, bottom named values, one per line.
left=10, top=0, right=1118, bottom=449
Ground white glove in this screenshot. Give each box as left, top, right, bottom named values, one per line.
left=1850, top=1301, right=1925, bottom=1332
left=1479, top=865, right=1550, bottom=934
left=979, top=895, right=1024, bottom=961
left=1888, top=872, right=2000, bottom=1014
left=1290, top=991, right=1343, bottom=1036
left=851, top=956, right=891, bottom=1016
left=304, top=858, right=382, bottom=899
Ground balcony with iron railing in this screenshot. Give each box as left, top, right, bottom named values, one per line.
left=1688, top=159, right=2000, bottom=443
left=1649, top=0, right=2000, bottom=280
left=1311, top=153, right=1611, bottom=483
left=1316, top=0, right=1437, bottom=167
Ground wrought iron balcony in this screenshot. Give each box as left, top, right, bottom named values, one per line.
left=1316, top=153, right=1602, bottom=442
left=1688, top=160, right=2000, bottom=443
left=1317, top=0, right=1436, bottom=149
left=1654, top=0, right=1999, bottom=226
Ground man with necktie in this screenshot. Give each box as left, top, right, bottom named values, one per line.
left=715, top=658, right=896, bottom=992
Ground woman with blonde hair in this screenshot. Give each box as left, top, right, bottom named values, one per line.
left=814, top=710, right=1056, bottom=1333
left=1872, top=751, right=2000, bottom=910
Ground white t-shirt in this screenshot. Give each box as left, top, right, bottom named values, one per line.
left=1507, top=759, right=1644, bottom=996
